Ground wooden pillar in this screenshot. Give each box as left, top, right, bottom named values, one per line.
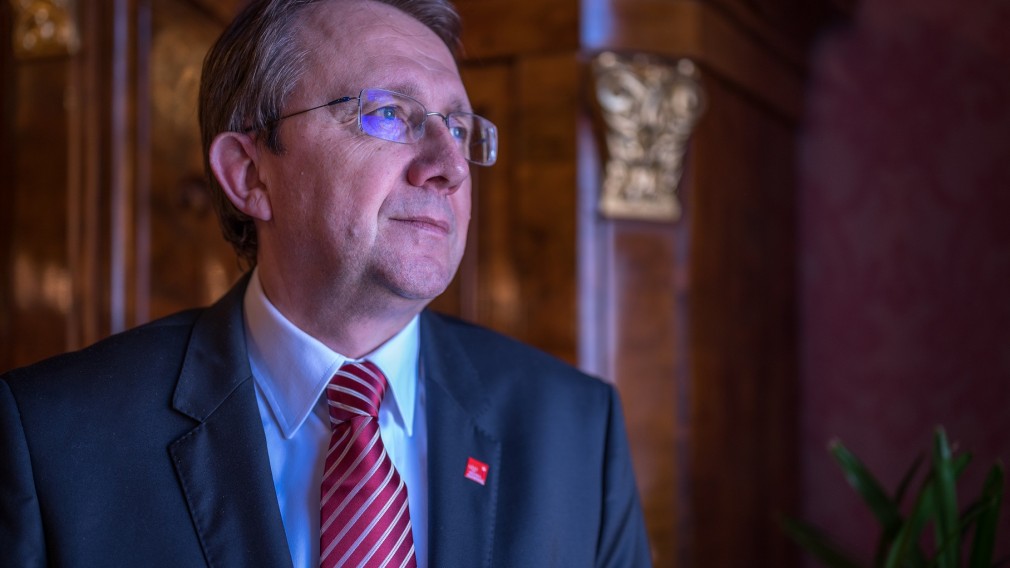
left=579, top=0, right=824, bottom=565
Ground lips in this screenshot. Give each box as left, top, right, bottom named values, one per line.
left=389, top=215, right=451, bottom=234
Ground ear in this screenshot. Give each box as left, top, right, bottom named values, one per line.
left=208, top=131, right=272, bottom=222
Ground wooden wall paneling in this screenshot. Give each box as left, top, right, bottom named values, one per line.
left=433, top=62, right=517, bottom=329
left=106, top=0, right=135, bottom=335
left=186, top=0, right=246, bottom=25
left=67, top=0, right=102, bottom=353
left=686, top=70, right=799, bottom=567
left=0, top=1, right=12, bottom=370
left=513, top=53, right=580, bottom=363
left=0, top=0, right=240, bottom=373
left=147, top=0, right=241, bottom=319
left=712, top=0, right=844, bottom=47
left=67, top=0, right=148, bottom=347
left=2, top=0, right=153, bottom=365
left=1, top=0, right=103, bottom=370
left=108, top=0, right=146, bottom=335
left=582, top=0, right=804, bottom=121
left=469, top=64, right=519, bottom=335
left=135, top=0, right=152, bottom=325
left=613, top=221, right=687, bottom=567
left=7, top=53, right=73, bottom=369
left=453, top=0, right=582, bottom=363
left=456, top=0, right=578, bottom=59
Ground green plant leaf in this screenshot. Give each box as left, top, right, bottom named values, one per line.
left=925, top=453, right=975, bottom=567
left=895, top=453, right=926, bottom=508
left=968, top=462, right=1005, bottom=568
left=830, top=440, right=902, bottom=533
left=876, top=453, right=926, bottom=566
left=883, top=476, right=934, bottom=568
left=932, top=428, right=960, bottom=568
left=780, top=516, right=865, bottom=568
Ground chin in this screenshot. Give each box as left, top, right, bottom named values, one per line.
left=369, top=252, right=462, bottom=303
left=382, top=267, right=456, bottom=303
left=392, top=280, right=453, bottom=302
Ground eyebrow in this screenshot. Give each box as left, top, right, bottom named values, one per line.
left=382, top=82, right=471, bottom=113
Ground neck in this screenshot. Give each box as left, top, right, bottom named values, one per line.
left=256, top=268, right=426, bottom=359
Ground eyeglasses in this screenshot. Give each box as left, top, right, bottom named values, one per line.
left=275, top=87, right=498, bottom=166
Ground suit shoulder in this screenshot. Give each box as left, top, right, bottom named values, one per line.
left=1, top=308, right=203, bottom=390
left=426, top=311, right=569, bottom=366
left=424, top=311, right=611, bottom=395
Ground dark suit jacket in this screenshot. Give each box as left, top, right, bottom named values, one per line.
left=1, top=278, right=651, bottom=567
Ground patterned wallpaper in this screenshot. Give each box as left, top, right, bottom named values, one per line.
left=799, top=0, right=1010, bottom=562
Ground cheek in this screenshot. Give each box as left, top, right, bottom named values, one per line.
left=450, top=189, right=472, bottom=258
left=453, top=185, right=473, bottom=225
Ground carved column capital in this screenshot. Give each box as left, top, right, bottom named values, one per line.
left=592, top=51, right=706, bottom=221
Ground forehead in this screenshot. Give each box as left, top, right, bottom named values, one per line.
left=294, top=0, right=468, bottom=107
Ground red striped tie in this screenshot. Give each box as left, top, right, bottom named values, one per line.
left=320, top=361, right=416, bottom=568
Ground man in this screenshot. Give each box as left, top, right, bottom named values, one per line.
left=0, top=0, right=651, bottom=566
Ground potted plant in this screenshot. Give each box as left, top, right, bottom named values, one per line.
left=782, top=427, right=1005, bottom=567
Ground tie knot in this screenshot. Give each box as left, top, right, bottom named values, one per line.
left=325, top=361, right=387, bottom=425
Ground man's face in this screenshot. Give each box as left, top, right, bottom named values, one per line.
left=255, top=0, right=472, bottom=312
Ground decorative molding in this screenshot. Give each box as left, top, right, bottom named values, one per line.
left=10, top=0, right=79, bottom=59
left=592, top=51, right=706, bottom=222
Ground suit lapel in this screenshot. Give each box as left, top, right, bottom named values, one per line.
left=169, top=277, right=293, bottom=568
left=421, top=313, right=501, bottom=568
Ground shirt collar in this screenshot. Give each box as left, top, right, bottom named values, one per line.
left=242, top=268, right=419, bottom=439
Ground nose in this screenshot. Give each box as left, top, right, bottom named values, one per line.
left=405, top=115, right=470, bottom=193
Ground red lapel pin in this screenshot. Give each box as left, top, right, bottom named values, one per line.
left=464, top=457, right=489, bottom=486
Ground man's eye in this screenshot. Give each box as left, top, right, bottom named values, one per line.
left=367, top=105, right=405, bottom=121
left=448, top=125, right=469, bottom=140
left=361, top=104, right=413, bottom=141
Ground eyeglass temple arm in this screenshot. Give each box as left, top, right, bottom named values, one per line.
left=244, top=95, right=357, bottom=133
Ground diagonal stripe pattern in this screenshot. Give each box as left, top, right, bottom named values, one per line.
left=320, top=361, right=416, bottom=568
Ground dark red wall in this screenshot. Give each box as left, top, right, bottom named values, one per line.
left=800, top=0, right=1010, bottom=562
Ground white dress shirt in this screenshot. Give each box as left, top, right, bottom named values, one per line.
left=242, top=269, right=428, bottom=568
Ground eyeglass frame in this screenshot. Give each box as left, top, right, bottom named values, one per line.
left=256, top=87, right=498, bottom=166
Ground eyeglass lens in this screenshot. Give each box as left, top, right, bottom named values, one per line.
left=358, top=89, right=497, bottom=166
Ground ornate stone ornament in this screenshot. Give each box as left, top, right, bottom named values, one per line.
left=10, top=0, right=79, bottom=59
left=592, top=51, right=706, bottom=221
